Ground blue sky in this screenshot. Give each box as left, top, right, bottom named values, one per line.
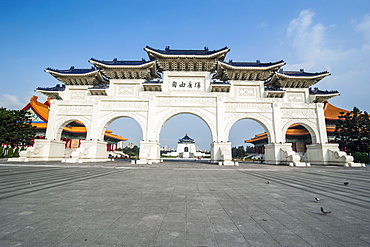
left=1, top=0, right=369, bottom=150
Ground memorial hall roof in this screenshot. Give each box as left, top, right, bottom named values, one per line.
left=178, top=134, right=195, bottom=143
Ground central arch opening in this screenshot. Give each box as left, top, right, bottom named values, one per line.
left=159, top=113, right=212, bottom=159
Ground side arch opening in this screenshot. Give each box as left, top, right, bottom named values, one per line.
left=229, top=118, right=267, bottom=160
left=285, top=124, right=313, bottom=158
left=56, top=119, right=88, bottom=157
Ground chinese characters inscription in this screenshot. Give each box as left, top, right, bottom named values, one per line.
left=171, top=80, right=202, bottom=90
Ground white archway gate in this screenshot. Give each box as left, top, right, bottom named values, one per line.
left=17, top=46, right=354, bottom=166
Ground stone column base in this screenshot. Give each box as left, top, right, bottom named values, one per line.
left=137, top=141, right=160, bottom=164
left=264, top=143, right=309, bottom=166
left=306, top=143, right=357, bottom=166
left=62, top=140, right=108, bottom=163
left=9, top=139, right=66, bottom=162
left=211, top=142, right=232, bottom=164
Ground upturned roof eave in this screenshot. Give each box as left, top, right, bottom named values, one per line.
left=45, top=68, right=109, bottom=84
left=144, top=47, right=230, bottom=60
left=218, top=61, right=286, bottom=70
left=276, top=71, right=331, bottom=80
left=89, top=59, right=156, bottom=69
left=45, top=68, right=99, bottom=77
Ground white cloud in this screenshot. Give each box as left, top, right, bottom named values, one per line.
left=283, top=10, right=370, bottom=111
left=355, top=14, right=370, bottom=49
left=286, top=10, right=327, bottom=70
left=0, top=94, right=26, bottom=110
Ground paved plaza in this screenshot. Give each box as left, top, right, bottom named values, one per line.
left=0, top=160, right=369, bottom=247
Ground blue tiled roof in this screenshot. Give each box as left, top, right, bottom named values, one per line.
left=309, top=87, right=339, bottom=95
left=90, top=58, right=150, bottom=66
left=265, top=86, right=285, bottom=91
left=178, top=134, right=195, bottom=143
left=278, top=69, right=329, bottom=77
left=36, top=84, right=66, bottom=91
left=45, top=66, right=97, bottom=74
left=211, top=80, right=230, bottom=85
left=145, top=46, right=229, bottom=56
left=225, top=60, right=285, bottom=67
left=88, top=84, right=109, bottom=89
left=143, top=80, right=163, bottom=84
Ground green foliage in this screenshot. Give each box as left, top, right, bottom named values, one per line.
left=334, top=107, right=370, bottom=154
left=13, top=147, right=20, bottom=157
left=353, top=152, right=361, bottom=163
left=7, top=148, right=13, bottom=158
left=0, top=146, right=3, bottom=158
left=245, top=146, right=255, bottom=154
left=120, top=145, right=140, bottom=158
left=232, top=146, right=246, bottom=159
left=361, top=152, right=369, bottom=164
left=0, top=108, right=36, bottom=147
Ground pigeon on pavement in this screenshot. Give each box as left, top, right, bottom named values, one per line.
left=321, top=207, right=331, bottom=215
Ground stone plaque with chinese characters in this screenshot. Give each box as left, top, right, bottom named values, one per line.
left=168, top=77, right=204, bottom=91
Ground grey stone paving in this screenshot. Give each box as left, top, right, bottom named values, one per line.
left=0, top=159, right=369, bottom=246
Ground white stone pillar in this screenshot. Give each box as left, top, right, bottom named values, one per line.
left=89, top=102, right=102, bottom=141
left=138, top=141, right=160, bottom=164
left=216, top=96, right=224, bottom=142
left=144, top=96, right=156, bottom=142
left=211, top=96, right=232, bottom=164
left=211, top=141, right=233, bottom=165
left=45, top=99, right=59, bottom=140
left=271, top=102, right=283, bottom=143
left=65, top=140, right=108, bottom=163
left=136, top=96, right=160, bottom=164
left=315, top=103, right=328, bottom=144
left=263, top=103, right=284, bottom=165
